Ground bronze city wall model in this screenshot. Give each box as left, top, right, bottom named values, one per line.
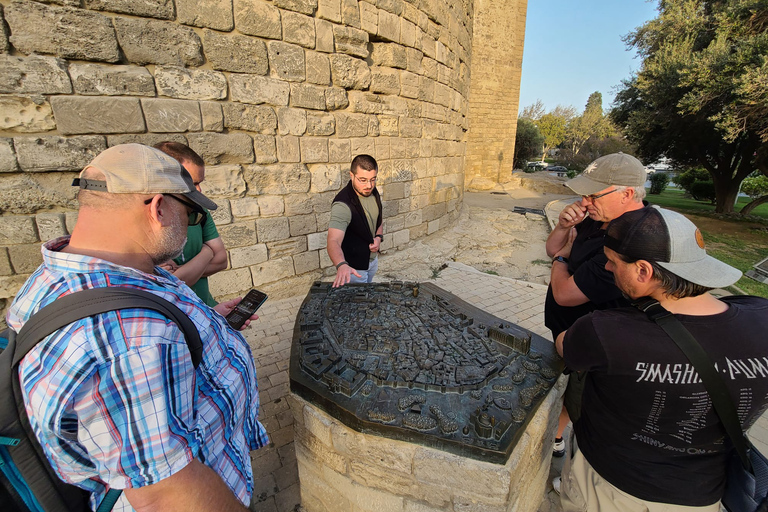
left=290, top=281, right=563, bottom=464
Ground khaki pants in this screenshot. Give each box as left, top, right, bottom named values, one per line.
left=560, top=434, right=721, bottom=512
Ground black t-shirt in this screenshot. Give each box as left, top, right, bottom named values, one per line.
left=544, top=216, right=629, bottom=338
left=565, top=296, right=768, bottom=506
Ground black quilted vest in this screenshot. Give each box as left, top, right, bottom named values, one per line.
left=332, top=180, right=382, bottom=270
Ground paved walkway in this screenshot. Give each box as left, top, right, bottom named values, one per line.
left=241, top=197, right=768, bottom=512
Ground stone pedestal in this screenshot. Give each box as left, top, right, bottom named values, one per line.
left=289, top=373, right=566, bottom=512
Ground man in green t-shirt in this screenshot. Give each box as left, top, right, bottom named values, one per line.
left=155, top=142, right=228, bottom=306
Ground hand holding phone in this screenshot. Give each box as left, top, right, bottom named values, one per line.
left=226, top=289, right=268, bottom=330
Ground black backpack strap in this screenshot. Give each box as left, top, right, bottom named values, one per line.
left=13, top=287, right=202, bottom=369
left=633, top=296, right=752, bottom=471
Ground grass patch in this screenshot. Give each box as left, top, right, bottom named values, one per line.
left=696, top=229, right=768, bottom=298
left=645, top=188, right=768, bottom=220
left=430, top=265, right=444, bottom=279
left=531, top=259, right=551, bottom=266
left=483, top=270, right=499, bottom=276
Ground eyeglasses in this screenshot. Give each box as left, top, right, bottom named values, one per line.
left=581, top=189, right=618, bottom=202
left=144, top=194, right=205, bottom=226
left=355, top=175, right=377, bottom=185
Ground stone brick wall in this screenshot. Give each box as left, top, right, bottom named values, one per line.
left=464, top=0, right=527, bottom=188
left=0, top=0, right=525, bottom=320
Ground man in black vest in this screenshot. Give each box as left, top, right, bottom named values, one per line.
left=327, top=154, right=383, bottom=287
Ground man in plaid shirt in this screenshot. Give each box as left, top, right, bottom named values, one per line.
left=6, top=144, right=269, bottom=512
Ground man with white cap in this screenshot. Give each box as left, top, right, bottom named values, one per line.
left=545, top=152, right=648, bottom=457
left=6, top=144, right=268, bottom=511
left=556, top=206, right=768, bottom=511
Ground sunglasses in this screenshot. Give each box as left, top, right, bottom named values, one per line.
left=144, top=194, right=206, bottom=226
left=581, top=188, right=618, bottom=202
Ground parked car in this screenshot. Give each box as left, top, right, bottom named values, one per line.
left=527, top=161, right=548, bottom=169
left=548, top=166, right=568, bottom=173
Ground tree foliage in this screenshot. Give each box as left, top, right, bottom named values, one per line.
left=649, top=172, right=671, bottom=194
left=513, top=118, right=545, bottom=170
left=566, top=92, right=614, bottom=156
left=741, top=174, right=768, bottom=198
left=611, top=0, right=768, bottom=213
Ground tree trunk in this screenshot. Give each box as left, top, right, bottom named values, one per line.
left=712, top=179, right=740, bottom=213
left=740, top=194, right=768, bottom=216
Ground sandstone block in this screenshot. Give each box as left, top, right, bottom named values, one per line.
left=230, top=197, right=260, bottom=218
left=306, top=113, right=335, bottom=136
left=253, top=134, right=278, bottom=164
left=0, top=5, right=9, bottom=54
left=301, top=138, right=329, bottom=163
left=276, top=136, right=301, bottom=162
left=256, top=217, right=290, bottom=242
left=200, top=101, right=224, bottom=132
left=284, top=193, right=313, bottom=215
left=350, top=137, right=375, bottom=157
left=400, top=117, right=422, bottom=138
left=14, top=135, right=105, bottom=172
left=0, top=216, right=37, bottom=245
left=177, top=0, right=234, bottom=31
left=359, top=1, right=378, bottom=34
left=370, top=67, right=400, bottom=95
left=274, top=0, right=317, bottom=15
left=341, top=0, right=360, bottom=28
left=0, top=171, right=79, bottom=214
left=348, top=90, right=408, bottom=115
left=290, top=83, right=326, bottom=110
left=333, top=112, right=369, bottom=138
left=244, top=163, right=311, bottom=194
left=0, top=275, right=29, bottom=300
left=203, top=29, right=268, bottom=74
left=64, top=211, right=78, bottom=233
left=392, top=228, right=409, bottom=247
left=307, top=232, right=326, bottom=251
left=187, top=132, right=255, bottom=164
left=400, top=18, right=419, bottom=49
left=155, top=67, right=227, bottom=100
left=293, top=250, right=319, bottom=274
left=0, top=139, right=17, bottom=173
left=331, top=422, right=415, bottom=477
left=208, top=267, right=253, bottom=298
left=306, top=52, right=331, bottom=85
left=223, top=103, right=277, bottom=134
left=218, top=220, right=258, bottom=248
left=268, top=41, right=306, bottom=82
left=404, top=209, right=422, bottom=228
left=317, top=0, right=340, bottom=22
left=328, top=139, right=350, bottom=163
left=309, top=163, right=341, bottom=192
left=107, top=133, right=186, bottom=147
left=289, top=214, right=317, bottom=236
left=0, top=55, right=71, bottom=94
left=235, top=0, right=282, bottom=39
left=375, top=136, right=391, bottom=160
left=229, top=243, right=268, bottom=268
left=368, top=115, right=380, bottom=137
left=378, top=9, right=400, bottom=43
left=251, top=256, right=295, bottom=286
left=283, top=11, right=315, bottom=49
left=230, top=74, right=289, bottom=106
left=209, top=198, right=232, bottom=225
left=426, top=218, right=439, bottom=235
left=0, top=248, right=11, bottom=276
left=6, top=2, right=119, bottom=62
left=142, top=99, right=202, bottom=133
left=277, top=108, right=307, bottom=136
left=325, top=87, right=349, bottom=110
left=70, top=63, right=155, bottom=96
left=200, top=164, right=246, bottom=198
left=311, top=190, right=337, bottom=213
left=35, top=212, right=67, bottom=242
left=316, top=211, right=331, bottom=231
left=370, top=43, right=407, bottom=69
left=333, top=25, right=369, bottom=58
left=315, top=18, right=334, bottom=53
left=83, top=0, right=174, bottom=19
left=257, top=195, right=285, bottom=217
left=321, top=464, right=406, bottom=512
left=405, top=48, right=423, bottom=73
left=114, top=17, right=203, bottom=66
left=329, top=54, right=371, bottom=90
left=400, top=71, right=419, bottom=99
left=0, top=96, right=54, bottom=133
left=377, top=116, right=398, bottom=137
left=52, top=96, right=146, bottom=135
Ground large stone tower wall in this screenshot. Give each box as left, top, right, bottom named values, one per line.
left=464, top=0, right=527, bottom=188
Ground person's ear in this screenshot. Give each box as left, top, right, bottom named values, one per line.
left=636, top=260, right=654, bottom=283
left=145, top=195, right=172, bottom=227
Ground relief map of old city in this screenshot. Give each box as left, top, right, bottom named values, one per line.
left=289, top=281, right=563, bottom=464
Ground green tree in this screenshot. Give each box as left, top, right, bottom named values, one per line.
left=649, top=172, right=670, bottom=194
left=566, top=92, right=614, bottom=156
left=536, top=109, right=574, bottom=161
left=611, top=0, right=768, bottom=213
left=741, top=174, right=768, bottom=198
left=513, top=118, right=545, bottom=170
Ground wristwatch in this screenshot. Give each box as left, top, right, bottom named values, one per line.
left=553, top=256, right=569, bottom=264
left=375, top=234, right=384, bottom=241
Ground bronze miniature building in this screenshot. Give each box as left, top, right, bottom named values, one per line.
left=290, top=282, right=563, bottom=464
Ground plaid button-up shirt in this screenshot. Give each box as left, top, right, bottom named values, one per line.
left=7, top=237, right=269, bottom=511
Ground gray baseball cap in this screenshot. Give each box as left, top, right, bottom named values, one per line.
left=76, top=144, right=217, bottom=211
left=604, top=206, right=741, bottom=289
left=566, top=152, right=647, bottom=195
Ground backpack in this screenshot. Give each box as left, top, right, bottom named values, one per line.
left=0, top=287, right=202, bottom=512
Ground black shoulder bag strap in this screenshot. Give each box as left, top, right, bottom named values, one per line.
left=633, top=297, right=751, bottom=471
left=11, top=287, right=203, bottom=512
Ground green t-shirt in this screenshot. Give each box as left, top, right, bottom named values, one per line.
left=329, top=195, right=379, bottom=261
left=173, top=210, right=219, bottom=307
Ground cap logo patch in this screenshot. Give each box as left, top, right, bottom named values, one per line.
left=695, top=228, right=705, bottom=249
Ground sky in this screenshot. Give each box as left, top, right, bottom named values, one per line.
left=519, top=0, right=660, bottom=115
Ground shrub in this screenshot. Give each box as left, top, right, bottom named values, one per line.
left=673, top=168, right=711, bottom=195
left=649, top=172, right=670, bottom=194
left=690, top=180, right=716, bottom=203
left=741, top=174, right=768, bottom=199
left=566, top=170, right=578, bottom=179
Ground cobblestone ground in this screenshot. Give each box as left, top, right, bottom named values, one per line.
left=241, top=192, right=768, bottom=512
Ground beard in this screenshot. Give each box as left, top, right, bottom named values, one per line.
left=151, top=212, right=188, bottom=266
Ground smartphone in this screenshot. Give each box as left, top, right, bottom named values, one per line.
left=226, top=289, right=268, bottom=329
